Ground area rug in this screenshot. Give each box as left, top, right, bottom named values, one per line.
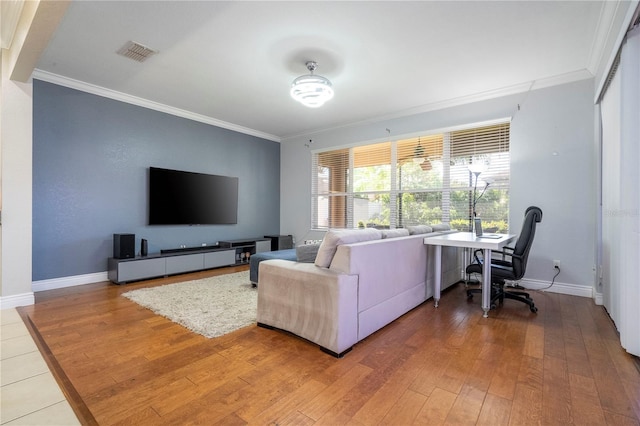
left=122, top=271, right=257, bottom=338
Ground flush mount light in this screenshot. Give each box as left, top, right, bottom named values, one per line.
left=290, top=61, right=334, bottom=108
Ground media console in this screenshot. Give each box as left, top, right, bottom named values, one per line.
left=108, top=237, right=270, bottom=284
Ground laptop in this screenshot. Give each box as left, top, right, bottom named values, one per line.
left=474, top=218, right=502, bottom=239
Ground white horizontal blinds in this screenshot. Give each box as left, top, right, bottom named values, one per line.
left=314, top=148, right=349, bottom=229
left=450, top=122, right=510, bottom=187
left=396, top=135, right=444, bottom=189
left=449, top=122, right=511, bottom=228
left=353, top=142, right=392, bottom=191
left=352, top=142, right=392, bottom=228
left=311, top=121, right=510, bottom=230
left=396, top=135, right=445, bottom=227
left=450, top=122, right=510, bottom=156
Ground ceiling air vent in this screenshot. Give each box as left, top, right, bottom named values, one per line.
left=117, top=41, right=158, bottom=62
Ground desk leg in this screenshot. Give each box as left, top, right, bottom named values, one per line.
left=434, top=245, right=442, bottom=307
left=482, top=248, right=492, bottom=318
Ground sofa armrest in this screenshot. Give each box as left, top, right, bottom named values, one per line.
left=256, top=259, right=359, bottom=355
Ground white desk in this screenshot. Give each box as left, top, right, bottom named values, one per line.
left=424, top=232, right=517, bottom=317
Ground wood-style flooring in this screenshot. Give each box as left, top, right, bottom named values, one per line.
left=18, top=266, right=640, bottom=425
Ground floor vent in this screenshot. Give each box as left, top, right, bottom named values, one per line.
left=117, top=41, right=158, bottom=62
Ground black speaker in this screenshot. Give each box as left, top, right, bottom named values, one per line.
left=265, top=235, right=294, bottom=251
left=141, top=238, right=148, bottom=257
left=113, top=234, right=135, bottom=259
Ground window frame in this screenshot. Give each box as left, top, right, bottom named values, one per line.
left=311, top=120, right=510, bottom=231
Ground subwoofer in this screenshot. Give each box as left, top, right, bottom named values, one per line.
left=113, top=233, right=135, bottom=259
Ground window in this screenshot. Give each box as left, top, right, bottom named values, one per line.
left=312, top=121, right=510, bottom=231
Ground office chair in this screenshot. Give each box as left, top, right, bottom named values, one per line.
left=466, top=206, right=543, bottom=313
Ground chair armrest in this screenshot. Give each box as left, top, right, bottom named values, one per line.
left=472, top=245, right=516, bottom=264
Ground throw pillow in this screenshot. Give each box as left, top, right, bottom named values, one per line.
left=381, top=229, right=410, bottom=239
left=296, top=243, right=320, bottom=263
left=314, top=228, right=383, bottom=268
left=406, top=225, right=433, bottom=235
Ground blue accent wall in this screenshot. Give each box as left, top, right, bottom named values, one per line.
left=33, top=80, right=280, bottom=281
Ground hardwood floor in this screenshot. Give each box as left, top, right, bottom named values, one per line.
left=18, top=266, right=640, bottom=425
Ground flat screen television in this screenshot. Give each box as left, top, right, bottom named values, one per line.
left=149, top=167, right=238, bottom=225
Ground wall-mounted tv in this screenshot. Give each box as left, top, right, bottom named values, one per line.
left=149, top=167, right=238, bottom=225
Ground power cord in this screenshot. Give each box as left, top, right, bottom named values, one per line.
left=474, top=265, right=561, bottom=291
left=507, top=265, right=560, bottom=291
left=536, top=265, right=560, bottom=291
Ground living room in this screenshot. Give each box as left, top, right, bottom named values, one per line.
left=1, top=1, right=639, bottom=424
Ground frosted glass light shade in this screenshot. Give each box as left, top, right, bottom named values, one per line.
left=290, top=61, right=334, bottom=108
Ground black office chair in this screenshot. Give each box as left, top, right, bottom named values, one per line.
left=466, top=206, right=543, bottom=313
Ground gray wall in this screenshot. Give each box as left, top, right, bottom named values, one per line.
left=33, top=80, right=280, bottom=281
left=280, top=78, right=596, bottom=290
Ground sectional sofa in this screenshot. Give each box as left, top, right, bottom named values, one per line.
left=256, top=226, right=461, bottom=356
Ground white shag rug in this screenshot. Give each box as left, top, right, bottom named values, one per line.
left=122, top=271, right=257, bottom=338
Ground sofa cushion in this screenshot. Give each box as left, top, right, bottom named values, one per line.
left=381, top=229, right=410, bottom=239
left=296, top=243, right=321, bottom=263
left=406, top=225, right=433, bottom=235
left=314, top=228, right=383, bottom=268
left=430, top=223, right=451, bottom=232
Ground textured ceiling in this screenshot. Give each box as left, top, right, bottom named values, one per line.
left=35, top=1, right=609, bottom=141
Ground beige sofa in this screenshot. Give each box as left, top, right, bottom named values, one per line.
left=256, top=227, right=461, bottom=357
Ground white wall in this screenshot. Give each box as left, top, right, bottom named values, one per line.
left=280, top=78, right=596, bottom=294
left=0, top=0, right=68, bottom=309
left=510, top=79, right=596, bottom=292
left=0, top=60, right=34, bottom=308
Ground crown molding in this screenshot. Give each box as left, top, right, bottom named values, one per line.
left=31, top=69, right=281, bottom=143
left=594, top=0, right=640, bottom=103
left=529, top=69, right=594, bottom=91
left=587, top=0, right=623, bottom=75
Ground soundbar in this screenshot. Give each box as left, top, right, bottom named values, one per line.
left=160, top=245, right=221, bottom=255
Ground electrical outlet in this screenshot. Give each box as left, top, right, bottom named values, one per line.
left=553, top=259, right=561, bottom=269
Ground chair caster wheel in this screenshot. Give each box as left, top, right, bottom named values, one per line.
left=467, top=293, right=473, bottom=300
left=530, top=306, right=538, bottom=313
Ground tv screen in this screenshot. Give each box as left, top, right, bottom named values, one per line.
left=149, top=167, right=238, bottom=225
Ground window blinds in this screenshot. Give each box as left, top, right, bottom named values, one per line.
left=314, top=149, right=349, bottom=228
left=450, top=122, right=510, bottom=157
left=312, top=121, right=510, bottom=230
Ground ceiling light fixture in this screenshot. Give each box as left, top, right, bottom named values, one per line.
left=290, top=61, right=334, bottom=108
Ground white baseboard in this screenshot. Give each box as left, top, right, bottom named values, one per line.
left=32, top=271, right=109, bottom=293
left=593, top=292, right=604, bottom=305
left=519, top=278, right=594, bottom=298
left=1, top=292, right=35, bottom=309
